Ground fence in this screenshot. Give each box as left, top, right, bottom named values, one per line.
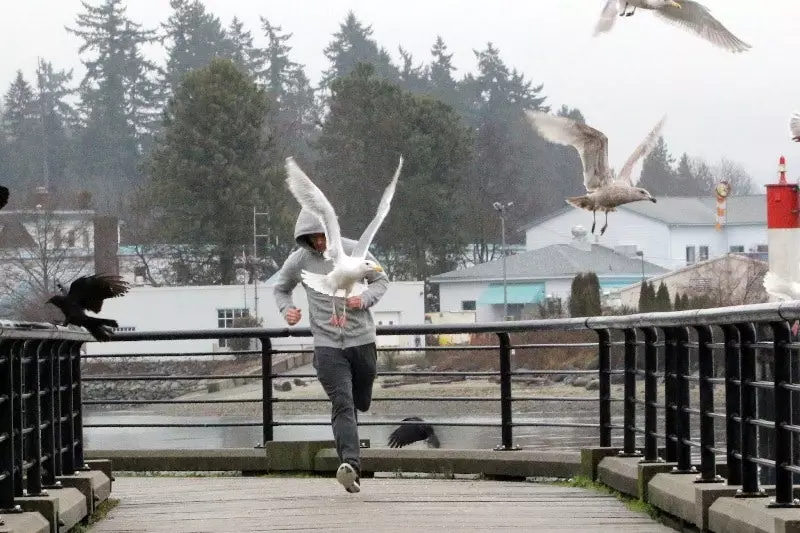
left=0, top=323, right=93, bottom=512
left=4, top=301, right=800, bottom=511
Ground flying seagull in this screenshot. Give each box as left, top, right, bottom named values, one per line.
left=524, top=110, right=663, bottom=236
left=594, top=0, right=751, bottom=54
left=387, top=417, right=441, bottom=448
left=47, top=273, right=130, bottom=341
left=790, top=112, right=800, bottom=142
left=284, top=155, right=402, bottom=327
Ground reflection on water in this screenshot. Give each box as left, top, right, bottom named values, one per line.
left=83, top=411, right=603, bottom=451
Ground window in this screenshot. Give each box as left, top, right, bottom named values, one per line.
left=218, top=308, right=249, bottom=348
left=685, top=246, right=696, bottom=265
left=462, top=300, right=476, bottom=311
left=66, top=229, right=76, bottom=248
left=699, top=246, right=709, bottom=261
left=729, top=245, right=744, bottom=253
left=133, top=266, right=146, bottom=278
left=113, top=326, right=136, bottom=332
left=756, top=244, right=768, bottom=253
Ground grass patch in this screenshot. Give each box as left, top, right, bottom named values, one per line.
left=68, top=497, right=120, bottom=533
left=554, top=476, right=662, bottom=520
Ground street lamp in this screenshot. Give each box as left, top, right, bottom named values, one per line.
left=493, top=201, right=513, bottom=321
left=635, top=250, right=645, bottom=285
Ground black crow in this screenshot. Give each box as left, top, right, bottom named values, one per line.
left=46, top=273, right=130, bottom=341
left=387, top=417, right=441, bottom=448
left=0, top=186, right=8, bottom=210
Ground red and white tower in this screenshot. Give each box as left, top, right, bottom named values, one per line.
left=766, top=155, right=800, bottom=301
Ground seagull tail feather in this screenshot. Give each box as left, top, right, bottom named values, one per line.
left=566, top=195, right=594, bottom=211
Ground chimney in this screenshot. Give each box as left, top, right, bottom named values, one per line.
left=93, top=215, right=120, bottom=276
left=765, top=155, right=800, bottom=301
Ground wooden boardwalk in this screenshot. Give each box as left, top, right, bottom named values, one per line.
left=90, top=476, right=677, bottom=532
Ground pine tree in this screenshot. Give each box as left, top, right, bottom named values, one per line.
left=655, top=281, right=672, bottom=311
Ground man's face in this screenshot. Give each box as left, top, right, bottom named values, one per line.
left=309, top=233, right=327, bottom=253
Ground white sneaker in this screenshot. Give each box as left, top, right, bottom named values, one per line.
left=336, top=462, right=360, bottom=493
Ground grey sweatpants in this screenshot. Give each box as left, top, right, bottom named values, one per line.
left=313, top=343, right=378, bottom=472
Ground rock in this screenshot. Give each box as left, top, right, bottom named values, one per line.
left=585, top=378, right=600, bottom=391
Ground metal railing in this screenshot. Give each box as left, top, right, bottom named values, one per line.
left=36, top=300, right=800, bottom=510
left=0, top=323, right=94, bottom=512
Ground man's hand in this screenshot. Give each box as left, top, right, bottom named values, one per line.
left=345, top=296, right=363, bottom=310
left=285, top=307, right=302, bottom=325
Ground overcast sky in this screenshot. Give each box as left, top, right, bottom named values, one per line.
left=2, top=0, right=797, bottom=192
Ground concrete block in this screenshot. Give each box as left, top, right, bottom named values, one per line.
left=85, top=448, right=269, bottom=472
left=648, top=472, right=704, bottom=525
left=637, top=462, right=678, bottom=501
left=597, top=456, right=641, bottom=498
left=57, top=469, right=112, bottom=514
left=580, top=447, right=621, bottom=481
left=693, top=480, right=741, bottom=531
left=84, top=459, right=113, bottom=482
left=266, top=440, right=367, bottom=472
left=17, top=487, right=86, bottom=533
left=709, top=496, right=800, bottom=533
left=0, top=512, right=49, bottom=533
left=314, top=448, right=582, bottom=479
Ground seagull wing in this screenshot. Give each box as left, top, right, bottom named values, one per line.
left=524, top=109, right=610, bottom=191
left=790, top=112, right=800, bottom=140
left=351, top=155, right=403, bottom=259
left=617, top=115, right=667, bottom=187
left=594, top=0, right=620, bottom=36
left=764, top=271, right=800, bottom=301
left=652, top=0, right=751, bottom=54
left=284, top=157, right=344, bottom=263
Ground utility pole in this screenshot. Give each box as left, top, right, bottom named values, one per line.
left=493, top=201, right=513, bottom=321
left=252, top=206, right=272, bottom=320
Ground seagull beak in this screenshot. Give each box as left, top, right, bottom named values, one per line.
left=669, top=1, right=681, bottom=8
left=374, top=265, right=384, bottom=272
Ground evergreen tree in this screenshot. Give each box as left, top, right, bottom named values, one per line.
left=160, top=0, right=232, bottom=93
left=321, top=11, right=399, bottom=92
left=638, top=136, right=676, bottom=195
left=144, top=58, right=279, bottom=284
left=569, top=273, right=585, bottom=317
left=223, top=16, right=265, bottom=80
left=2, top=71, right=39, bottom=193
left=66, top=0, right=160, bottom=204
left=655, top=281, right=672, bottom=311
left=316, top=62, right=472, bottom=280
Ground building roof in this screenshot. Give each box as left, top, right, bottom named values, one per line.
left=429, top=242, right=668, bottom=283
left=521, top=195, right=766, bottom=230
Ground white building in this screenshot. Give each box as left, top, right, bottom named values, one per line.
left=521, top=195, right=767, bottom=271
left=428, top=227, right=667, bottom=322
left=84, top=280, right=425, bottom=356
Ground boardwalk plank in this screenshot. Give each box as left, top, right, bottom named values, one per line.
left=90, top=476, right=676, bottom=532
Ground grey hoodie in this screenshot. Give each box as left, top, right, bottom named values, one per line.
left=273, top=209, right=389, bottom=348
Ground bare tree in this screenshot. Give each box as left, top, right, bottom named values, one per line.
left=679, top=254, right=767, bottom=307
left=0, top=208, right=93, bottom=321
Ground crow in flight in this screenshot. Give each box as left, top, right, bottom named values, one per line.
left=387, top=417, right=441, bottom=448
left=47, top=273, right=130, bottom=341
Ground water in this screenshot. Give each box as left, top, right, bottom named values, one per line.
left=82, top=411, right=604, bottom=451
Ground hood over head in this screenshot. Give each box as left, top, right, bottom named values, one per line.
left=294, top=209, right=326, bottom=252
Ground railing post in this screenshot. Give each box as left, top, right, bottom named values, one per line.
left=24, top=340, right=45, bottom=496
left=69, top=341, right=87, bottom=471
left=494, top=332, right=519, bottom=451
left=768, top=320, right=800, bottom=507
left=693, top=325, right=723, bottom=483
left=595, top=329, right=612, bottom=448
left=0, top=340, right=19, bottom=511
left=663, top=327, right=678, bottom=463
left=671, top=327, right=696, bottom=474
left=721, top=325, right=742, bottom=486
left=640, top=327, right=661, bottom=463
left=12, top=340, right=24, bottom=498
left=620, top=329, right=641, bottom=457
left=259, top=336, right=274, bottom=446
left=735, top=322, right=767, bottom=498
left=39, top=341, right=58, bottom=488
left=60, top=341, right=76, bottom=475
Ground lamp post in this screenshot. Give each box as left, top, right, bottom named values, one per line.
left=493, top=201, right=513, bottom=321
left=635, top=250, right=645, bottom=285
